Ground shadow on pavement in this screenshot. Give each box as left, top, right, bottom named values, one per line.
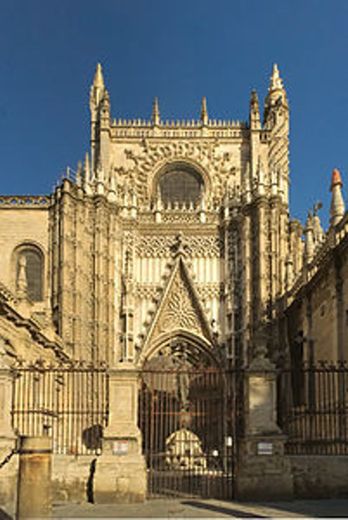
left=182, top=501, right=270, bottom=518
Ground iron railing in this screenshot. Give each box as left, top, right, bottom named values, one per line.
left=278, top=361, right=348, bottom=455
left=139, top=368, right=243, bottom=499
left=11, top=361, right=109, bottom=455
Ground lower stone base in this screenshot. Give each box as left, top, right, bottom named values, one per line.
left=94, top=455, right=146, bottom=503
left=93, top=437, right=146, bottom=503
left=235, top=435, right=294, bottom=501
left=236, top=472, right=293, bottom=501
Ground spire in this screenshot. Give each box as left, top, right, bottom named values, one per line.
left=90, top=63, right=106, bottom=110
left=152, top=97, right=160, bottom=126
left=200, top=96, right=208, bottom=125
left=249, top=89, right=261, bottom=129
left=269, top=63, right=283, bottom=92
left=93, top=63, right=104, bottom=89
left=330, top=168, right=345, bottom=226
left=264, top=63, right=288, bottom=125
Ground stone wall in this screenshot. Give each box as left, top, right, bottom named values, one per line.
left=291, top=456, right=348, bottom=498
left=52, top=455, right=96, bottom=503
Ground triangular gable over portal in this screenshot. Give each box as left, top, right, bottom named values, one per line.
left=141, top=256, right=214, bottom=357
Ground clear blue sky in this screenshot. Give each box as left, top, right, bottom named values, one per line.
left=1, top=0, right=348, bottom=227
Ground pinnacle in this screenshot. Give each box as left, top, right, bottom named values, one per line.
left=93, top=62, right=104, bottom=88
left=200, top=96, right=208, bottom=123
left=269, top=63, right=284, bottom=91
left=250, top=89, right=259, bottom=110
left=152, top=97, right=160, bottom=124
left=331, top=168, right=343, bottom=189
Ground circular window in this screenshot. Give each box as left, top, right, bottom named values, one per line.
left=158, top=163, right=203, bottom=204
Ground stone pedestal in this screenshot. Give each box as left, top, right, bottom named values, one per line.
left=236, top=434, right=293, bottom=500
left=235, top=348, right=293, bottom=500
left=93, top=367, right=146, bottom=503
left=17, top=436, right=52, bottom=519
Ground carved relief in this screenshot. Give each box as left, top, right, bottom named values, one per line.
left=135, top=235, right=223, bottom=258
left=160, top=277, right=201, bottom=334
left=143, top=257, right=213, bottom=352
left=114, top=140, right=239, bottom=203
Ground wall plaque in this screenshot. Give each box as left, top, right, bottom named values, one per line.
left=113, top=440, right=129, bottom=455
left=257, top=442, right=273, bottom=455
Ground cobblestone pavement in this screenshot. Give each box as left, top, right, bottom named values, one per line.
left=53, top=498, right=348, bottom=518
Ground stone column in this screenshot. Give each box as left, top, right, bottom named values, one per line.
left=94, top=366, right=146, bottom=503
left=235, top=343, right=293, bottom=500
left=17, top=436, right=52, bottom=519
left=0, top=366, right=18, bottom=519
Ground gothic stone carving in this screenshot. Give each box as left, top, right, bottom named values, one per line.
left=114, top=140, right=238, bottom=203
left=135, top=235, right=223, bottom=258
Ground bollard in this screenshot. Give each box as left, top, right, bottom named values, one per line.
left=17, top=436, right=52, bottom=519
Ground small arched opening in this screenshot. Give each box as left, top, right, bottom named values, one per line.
left=14, top=244, right=44, bottom=301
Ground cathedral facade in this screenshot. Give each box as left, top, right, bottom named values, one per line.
left=0, top=64, right=347, bottom=510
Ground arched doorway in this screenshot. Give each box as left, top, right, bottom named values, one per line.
left=138, top=336, right=239, bottom=499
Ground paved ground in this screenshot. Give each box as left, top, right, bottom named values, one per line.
left=52, top=498, right=348, bottom=518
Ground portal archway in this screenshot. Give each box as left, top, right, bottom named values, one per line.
left=138, top=334, right=236, bottom=499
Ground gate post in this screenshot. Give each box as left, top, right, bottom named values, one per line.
left=235, top=343, right=293, bottom=500
left=0, top=366, right=19, bottom=519
left=17, top=436, right=52, bottom=519
left=94, top=367, right=146, bottom=503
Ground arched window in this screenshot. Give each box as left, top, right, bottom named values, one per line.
left=158, top=163, right=203, bottom=204
left=16, top=246, right=44, bottom=302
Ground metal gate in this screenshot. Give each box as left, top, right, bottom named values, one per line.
left=139, top=367, right=240, bottom=499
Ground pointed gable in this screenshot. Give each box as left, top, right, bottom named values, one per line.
left=142, top=256, right=213, bottom=354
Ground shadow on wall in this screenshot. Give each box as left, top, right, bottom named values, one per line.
left=0, top=508, right=13, bottom=520
left=82, top=424, right=103, bottom=451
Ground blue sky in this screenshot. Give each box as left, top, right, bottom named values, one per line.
left=1, top=0, right=348, bottom=227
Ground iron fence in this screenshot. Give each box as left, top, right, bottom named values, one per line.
left=11, top=361, right=109, bottom=455
left=139, top=367, right=243, bottom=499
left=278, top=361, right=348, bottom=455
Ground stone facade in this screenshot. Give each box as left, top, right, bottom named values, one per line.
left=0, top=63, right=347, bottom=510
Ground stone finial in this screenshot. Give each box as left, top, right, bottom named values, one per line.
left=304, top=212, right=314, bottom=262
left=200, top=96, right=208, bottom=125
left=84, top=152, right=90, bottom=180
left=96, top=160, right=105, bottom=195
left=76, top=161, right=83, bottom=187
left=269, top=63, right=284, bottom=92
left=264, top=64, right=288, bottom=123
left=249, top=90, right=261, bottom=129
left=90, top=63, right=106, bottom=109
left=312, top=201, right=324, bottom=244
left=93, top=63, right=105, bottom=89
left=330, top=168, right=345, bottom=226
left=83, top=152, right=93, bottom=195
left=152, top=97, right=160, bottom=126
left=250, top=89, right=261, bottom=129
left=173, top=232, right=189, bottom=258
